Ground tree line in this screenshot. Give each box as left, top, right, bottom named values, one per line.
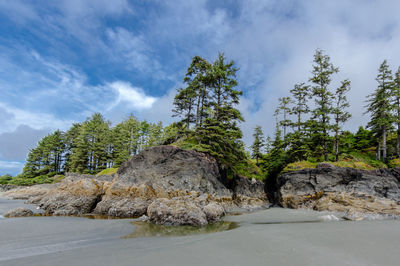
left=21, top=113, right=165, bottom=178
left=251, top=49, right=400, bottom=177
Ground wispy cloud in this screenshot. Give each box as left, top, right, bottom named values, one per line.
left=107, top=81, right=157, bottom=111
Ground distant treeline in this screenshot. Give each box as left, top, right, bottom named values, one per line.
left=21, top=113, right=176, bottom=178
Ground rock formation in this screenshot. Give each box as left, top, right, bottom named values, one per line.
left=4, top=146, right=268, bottom=225
left=3, top=208, right=34, bottom=218
left=275, top=163, right=400, bottom=219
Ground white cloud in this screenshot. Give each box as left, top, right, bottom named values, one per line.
left=108, top=81, right=157, bottom=110
left=0, top=160, right=24, bottom=176
left=0, top=161, right=23, bottom=169
left=0, top=102, right=73, bottom=134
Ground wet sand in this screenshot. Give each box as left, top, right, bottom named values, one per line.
left=1, top=197, right=400, bottom=266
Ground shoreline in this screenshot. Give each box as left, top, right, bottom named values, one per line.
left=2, top=196, right=400, bottom=265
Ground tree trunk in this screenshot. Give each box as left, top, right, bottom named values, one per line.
left=283, top=110, right=287, bottom=138
left=377, top=141, right=381, bottom=160
left=397, top=122, right=400, bottom=157
left=335, top=136, right=339, bottom=162
left=383, top=126, right=387, bottom=161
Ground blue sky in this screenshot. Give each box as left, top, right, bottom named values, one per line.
left=1, top=0, right=400, bottom=175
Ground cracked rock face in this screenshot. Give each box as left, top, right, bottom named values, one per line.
left=4, top=146, right=268, bottom=225
left=276, top=164, right=400, bottom=218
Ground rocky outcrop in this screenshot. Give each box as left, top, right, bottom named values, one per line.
left=275, top=164, right=400, bottom=219
left=3, top=208, right=34, bottom=218
left=5, top=146, right=268, bottom=225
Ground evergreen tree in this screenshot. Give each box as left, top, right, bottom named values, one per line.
left=354, top=126, right=373, bottom=151
left=64, top=123, right=82, bottom=173
left=274, top=97, right=292, bottom=138
left=251, top=125, right=265, bottom=164
left=111, top=115, right=141, bottom=167
left=366, top=60, right=393, bottom=161
left=69, top=113, right=110, bottom=174
left=264, top=123, right=286, bottom=178
left=22, top=130, right=65, bottom=178
left=392, top=66, right=400, bottom=156
left=332, top=79, right=351, bottom=161
left=309, top=49, right=338, bottom=161
left=289, top=83, right=310, bottom=132
left=288, top=83, right=310, bottom=161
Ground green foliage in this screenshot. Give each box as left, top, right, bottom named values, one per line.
left=251, top=125, right=264, bottom=164
left=96, top=168, right=118, bottom=176
left=388, top=158, right=400, bottom=168
left=365, top=60, right=394, bottom=161
left=0, top=174, right=12, bottom=184
left=172, top=53, right=247, bottom=177
left=282, top=161, right=317, bottom=173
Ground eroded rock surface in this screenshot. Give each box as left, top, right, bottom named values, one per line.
left=5, top=146, right=268, bottom=225
left=276, top=164, right=400, bottom=220
left=3, top=208, right=34, bottom=218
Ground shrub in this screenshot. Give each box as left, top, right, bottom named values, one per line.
left=96, top=168, right=118, bottom=176
left=388, top=158, right=400, bottom=168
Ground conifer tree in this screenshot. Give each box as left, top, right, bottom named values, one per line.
left=289, top=83, right=309, bottom=132
left=288, top=83, right=310, bottom=161
left=251, top=125, right=265, bottom=164
left=274, top=97, right=292, bottom=138
left=309, top=49, right=338, bottom=161
left=366, top=60, right=393, bottom=161
left=111, top=115, right=141, bottom=167
left=332, top=79, right=351, bottom=161
left=69, top=113, right=110, bottom=174
left=392, top=66, right=400, bottom=156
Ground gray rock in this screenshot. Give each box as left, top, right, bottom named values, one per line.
left=202, top=202, right=225, bottom=222
left=147, top=198, right=208, bottom=226
left=275, top=166, right=400, bottom=216
left=4, top=146, right=269, bottom=224
left=232, top=175, right=267, bottom=200
left=3, top=208, right=34, bottom=218
left=116, top=145, right=232, bottom=197
left=93, top=197, right=149, bottom=218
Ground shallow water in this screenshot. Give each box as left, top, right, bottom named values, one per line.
left=1, top=198, right=400, bottom=266
left=123, top=221, right=239, bottom=238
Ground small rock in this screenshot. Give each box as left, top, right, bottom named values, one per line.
left=147, top=198, right=208, bottom=226
left=3, top=208, right=34, bottom=218
left=202, top=202, right=225, bottom=222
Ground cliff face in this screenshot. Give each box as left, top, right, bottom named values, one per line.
left=5, top=146, right=268, bottom=225
left=275, top=163, right=400, bottom=219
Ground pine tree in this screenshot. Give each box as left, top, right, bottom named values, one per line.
left=69, top=113, right=110, bottom=174
left=288, top=83, right=310, bottom=161
left=290, top=83, right=310, bottom=132
left=366, top=60, right=394, bottom=161
left=392, top=66, right=400, bottom=156
left=309, top=49, right=338, bottom=161
left=332, top=79, right=351, bottom=161
left=274, top=97, right=292, bottom=138
left=111, top=115, right=141, bottom=167
left=251, top=125, right=265, bottom=164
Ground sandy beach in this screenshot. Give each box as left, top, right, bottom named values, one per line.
left=1, top=196, right=400, bottom=266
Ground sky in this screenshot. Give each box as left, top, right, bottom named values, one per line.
left=1, top=0, right=400, bottom=175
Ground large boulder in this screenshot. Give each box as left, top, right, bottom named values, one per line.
left=147, top=198, right=208, bottom=226
left=276, top=165, right=400, bottom=219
